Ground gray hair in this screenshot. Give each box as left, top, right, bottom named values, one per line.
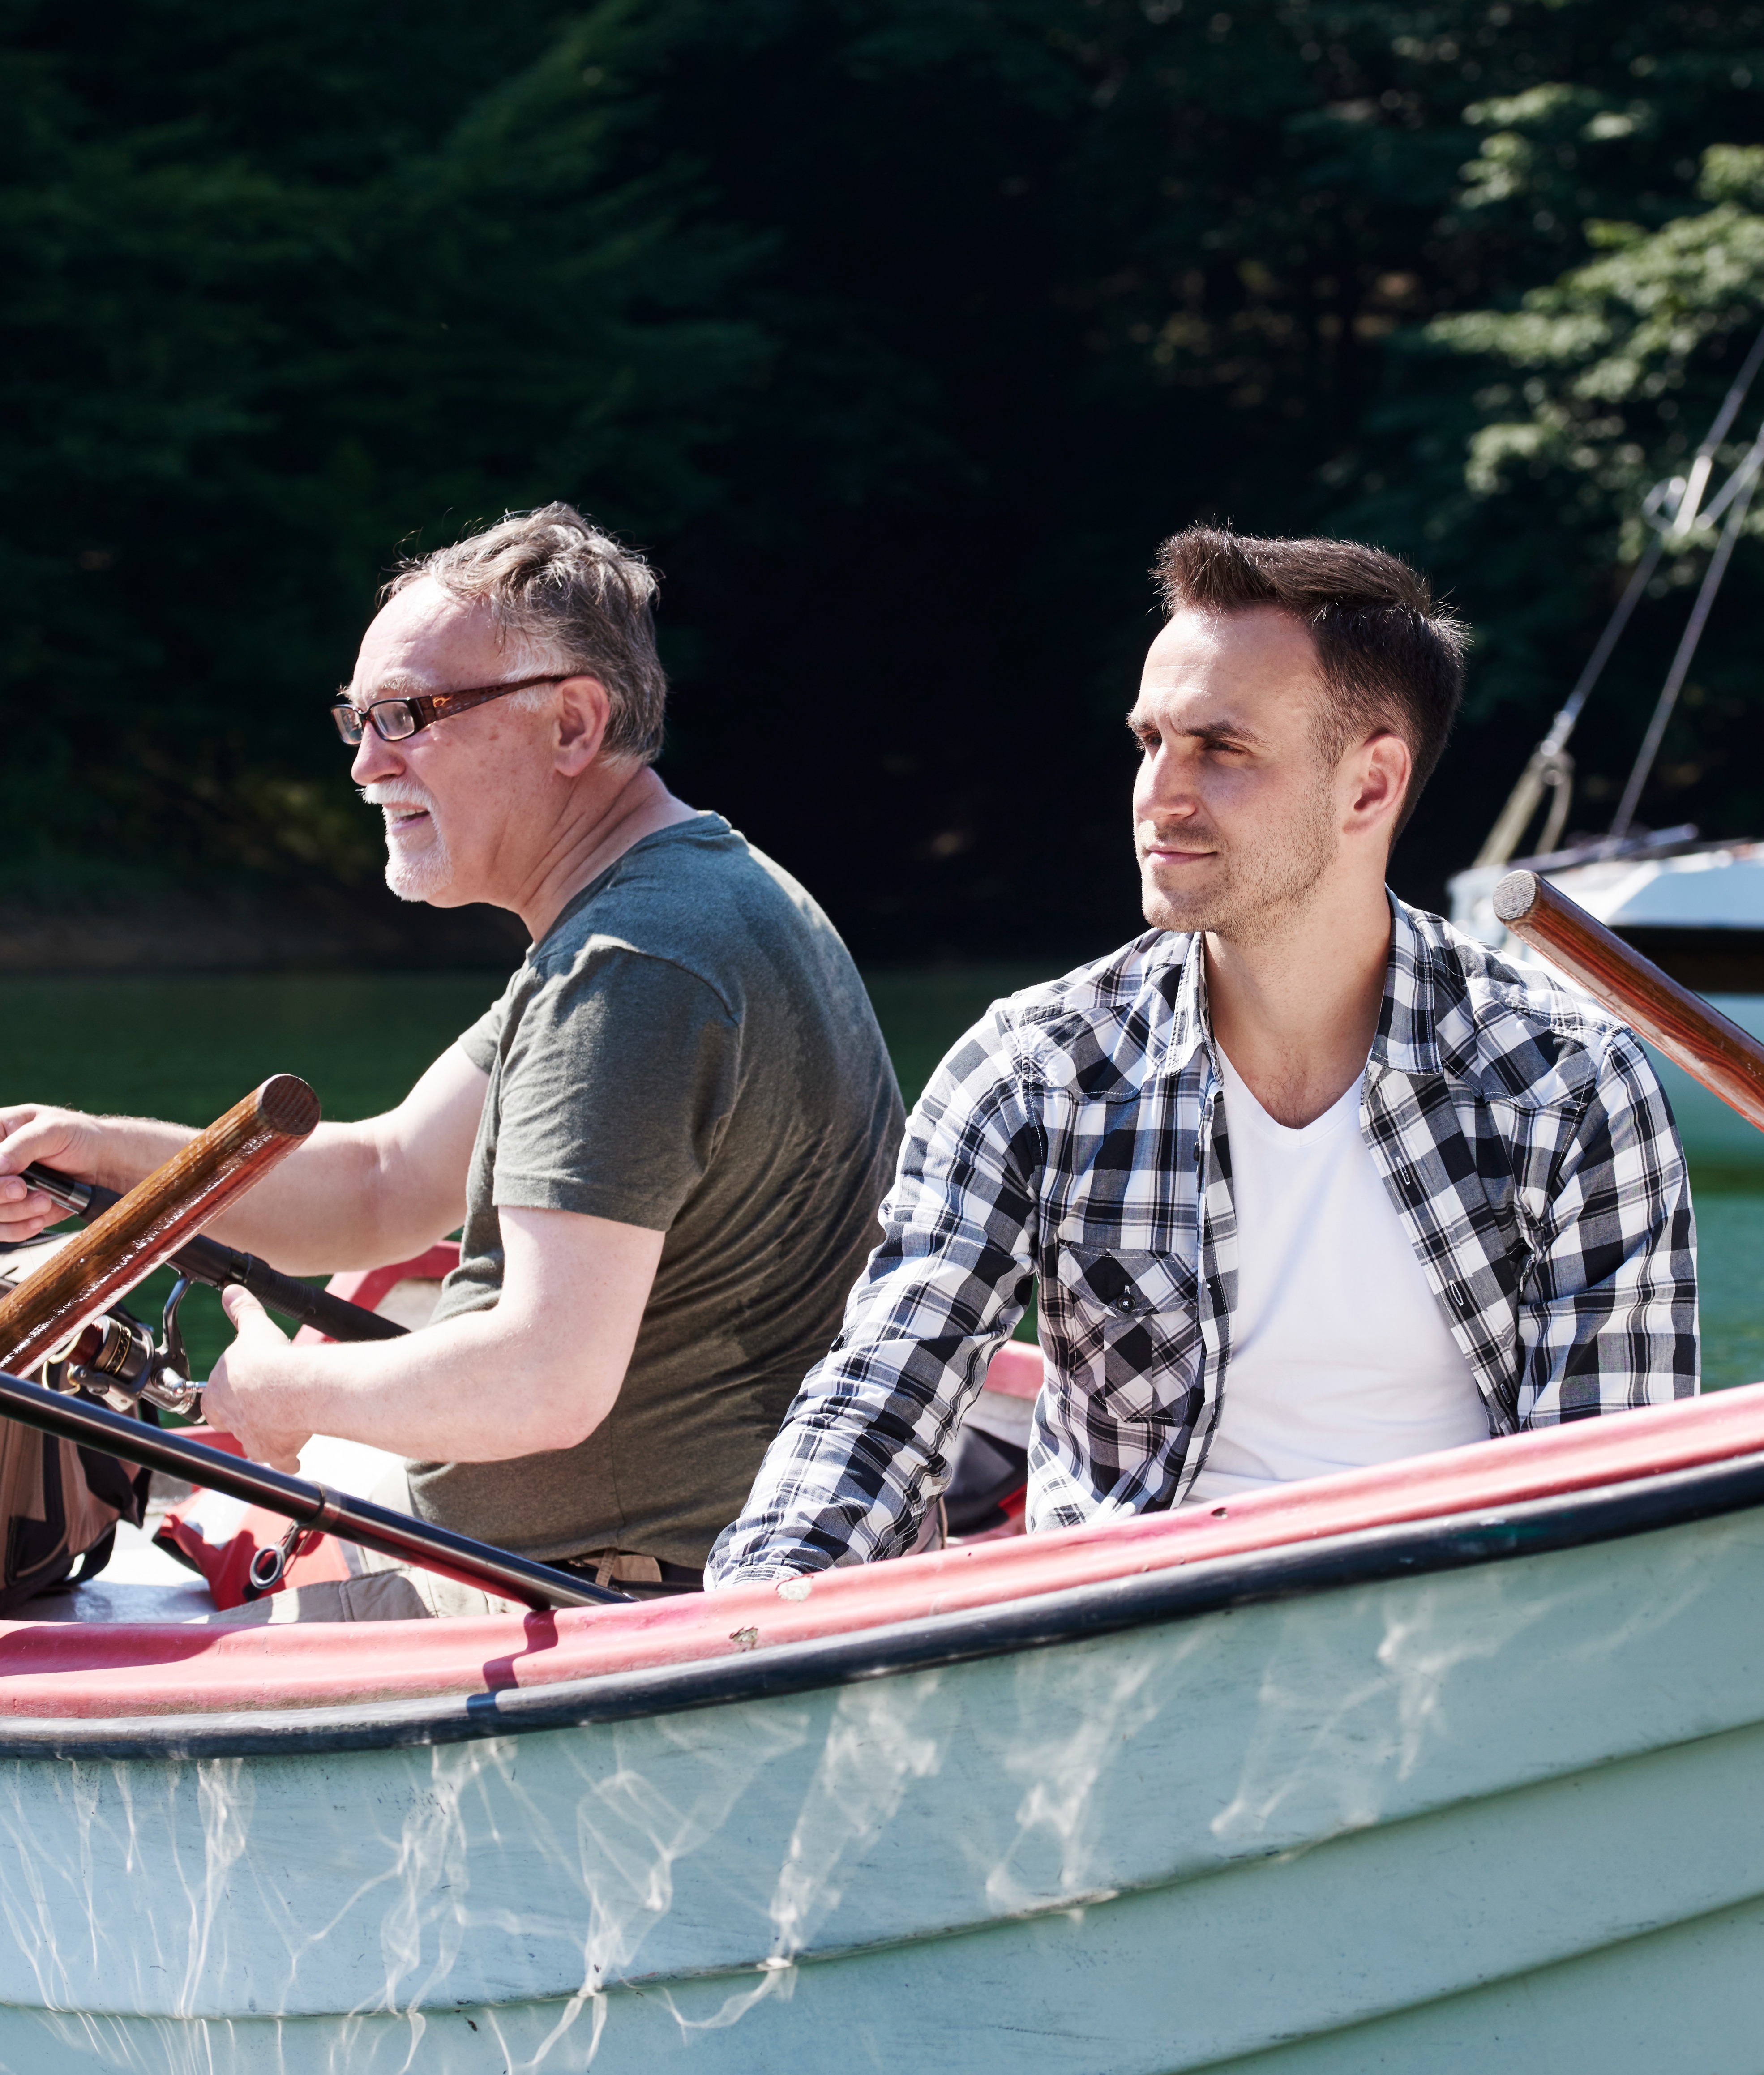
left=385, top=502, right=668, bottom=764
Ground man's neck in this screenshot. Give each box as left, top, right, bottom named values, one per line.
left=1203, top=881, right=1392, bottom=1129
left=511, top=767, right=700, bottom=945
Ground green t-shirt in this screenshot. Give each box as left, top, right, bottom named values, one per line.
left=406, top=814, right=903, bottom=1569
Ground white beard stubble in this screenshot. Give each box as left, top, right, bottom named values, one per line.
left=364, top=781, right=454, bottom=903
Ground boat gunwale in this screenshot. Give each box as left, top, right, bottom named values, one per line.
left=5, top=1442, right=1764, bottom=1762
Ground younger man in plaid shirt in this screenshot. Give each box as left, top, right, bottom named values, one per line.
left=710, top=528, right=1697, bottom=1586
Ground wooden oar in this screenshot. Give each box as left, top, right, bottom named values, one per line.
left=0, top=1075, right=320, bottom=1376
left=1494, top=869, right=1764, bottom=1132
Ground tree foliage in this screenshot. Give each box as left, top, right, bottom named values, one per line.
left=1366, top=131, right=1764, bottom=852
left=3, top=0, right=1763, bottom=952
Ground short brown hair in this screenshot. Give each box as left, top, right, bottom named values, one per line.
left=1152, top=526, right=1467, bottom=834
left=386, top=502, right=668, bottom=764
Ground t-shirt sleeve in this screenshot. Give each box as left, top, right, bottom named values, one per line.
left=488, top=946, right=741, bottom=1232
left=456, top=1002, right=504, bottom=1074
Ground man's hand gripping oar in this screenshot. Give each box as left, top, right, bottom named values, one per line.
left=0, top=1075, right=322, bottom=1406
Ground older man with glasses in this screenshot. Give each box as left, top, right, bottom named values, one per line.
left=0, top=503, right=904, bottom=1617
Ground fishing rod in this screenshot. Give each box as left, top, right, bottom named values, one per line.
left=20, top=1164, right=405, bottom=1345
left=0, top=1368, right=626, bottom=1609
left=1474, top=319, right=1764, bottom=871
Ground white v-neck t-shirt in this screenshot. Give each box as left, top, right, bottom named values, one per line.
left=1183, top=1048, right=1490, bottom=1507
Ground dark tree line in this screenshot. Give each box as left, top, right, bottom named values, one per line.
left=4, top=0, right=1764, bottom=960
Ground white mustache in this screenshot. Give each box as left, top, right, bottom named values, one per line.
left=360, top=783, right=437, bottom=813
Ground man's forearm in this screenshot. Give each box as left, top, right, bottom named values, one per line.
left=220, top=1295, right=622, bottom=1461
left=58, top=1117, right=437, bottom=1277
left=203, top=1045, right=484, bottom=1272
left=57, top=1116, right=198, bottom=1200
left=203, top=1202, right=663, bottom=1472
left=710, top=1232, right=1032, bottom=1582
left=712, top=1054, right=1039, bottom=1585
left=197, top=1124, right=454, bottom=1274
left=1, top=1046, right=484, bottom=1275
left=259, top=1311, right=600, bottom=1461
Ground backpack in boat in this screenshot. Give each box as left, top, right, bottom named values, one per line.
left=0, top=1413, right=150, bottom=1616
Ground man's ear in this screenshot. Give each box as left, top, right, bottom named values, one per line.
left=1348, top=731, right=1412, bottom=834
left=553, top=674, right=611, bottom=775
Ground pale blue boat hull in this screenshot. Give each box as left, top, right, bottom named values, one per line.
left=3, top=1486, right=1762, bottom=2072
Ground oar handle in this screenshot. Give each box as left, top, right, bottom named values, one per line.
left=1494, top=869, right=1764, bottom=1133
left=0, top=1076, right=321, bottom=1374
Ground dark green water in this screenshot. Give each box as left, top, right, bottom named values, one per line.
left=1, top=968, right=1758, bottom=1389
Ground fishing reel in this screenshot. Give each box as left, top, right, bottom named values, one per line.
left=41, top=1276, right=204, bottom=1419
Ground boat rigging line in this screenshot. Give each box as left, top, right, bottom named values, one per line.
left=1607, top=414, right=1764, bottom=845
left=1473, top=318, right=1764, bottom=870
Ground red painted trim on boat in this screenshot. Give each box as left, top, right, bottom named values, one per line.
left=2, top=1381, right=1761, bottom=1718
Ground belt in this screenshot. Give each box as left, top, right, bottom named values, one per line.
left=556, top=1550, right=704, bottom=1597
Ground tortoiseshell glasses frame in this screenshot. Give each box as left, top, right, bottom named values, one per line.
left=330, top=673, right=564, bottom=745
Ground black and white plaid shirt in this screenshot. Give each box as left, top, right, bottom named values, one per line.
left=708, top=898, right=1699, bottom=1585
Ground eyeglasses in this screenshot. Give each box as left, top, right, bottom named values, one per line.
left=330, top=673, right=563, bottom=746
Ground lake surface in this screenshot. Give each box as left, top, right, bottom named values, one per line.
left=1, top=967, right=1758, bottom=1388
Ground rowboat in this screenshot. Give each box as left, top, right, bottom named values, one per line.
left=0, top=879, right=1759, bottom=2072
left=2, top=1373, right=1763, bottom=2072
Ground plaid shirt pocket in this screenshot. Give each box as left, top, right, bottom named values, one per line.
left=1052, top=1241, right=1201, bottom=1422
